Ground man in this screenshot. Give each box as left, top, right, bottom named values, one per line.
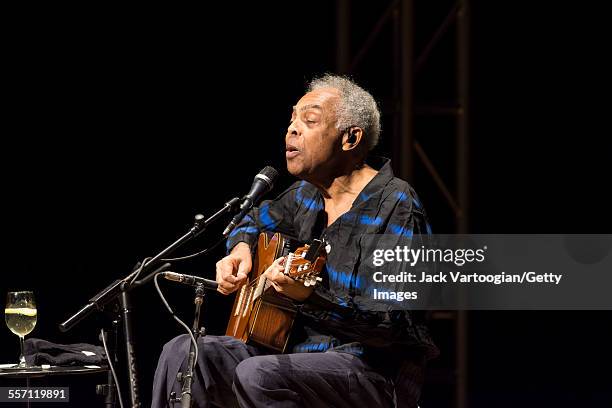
left=152, top=75, right=438, bottom=408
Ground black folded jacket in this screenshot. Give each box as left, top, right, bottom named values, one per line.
left=24, top=338, right=106, bottom=366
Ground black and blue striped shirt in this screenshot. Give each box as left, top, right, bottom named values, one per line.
left=226, top=157, right=438, bottom=366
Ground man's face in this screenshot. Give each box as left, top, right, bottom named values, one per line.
left=285, top=88, right=342, bottom=180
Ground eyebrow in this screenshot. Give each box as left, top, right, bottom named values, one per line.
left=292, top=104, right=323, bottom=113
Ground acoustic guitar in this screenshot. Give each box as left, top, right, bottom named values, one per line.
left=226, top=232, right=327, bottom=352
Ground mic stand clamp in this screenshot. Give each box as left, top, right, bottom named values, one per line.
left=169, top=283, right=207, bottom=407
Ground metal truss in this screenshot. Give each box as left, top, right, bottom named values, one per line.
left=335, top=1, right=470, bottom=407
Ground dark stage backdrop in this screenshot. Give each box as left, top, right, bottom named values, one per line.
left=2, top=2, right=610, bottom=407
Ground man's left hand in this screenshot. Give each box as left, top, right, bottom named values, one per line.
left=264, top=257, right=314, bottom=302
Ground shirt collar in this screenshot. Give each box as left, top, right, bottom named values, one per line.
left=355, top=156, right=395, bottom=201
left=298, top=156, right=395, bottom=206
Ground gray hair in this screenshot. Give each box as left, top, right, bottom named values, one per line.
left=307, top=74, right=381, bottom=151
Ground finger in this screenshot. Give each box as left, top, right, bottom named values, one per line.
left=268, top=270, right=291, bottom=285
left=224, top=274, right=240, bottom=284
left=235, top=272, right=248, bottom=284
left=263, top=266, right=281, bottom=280
left=218, top=279, right=237, bottom=292
left=237, top=257, right=252, bottom=276
left=270, top=257, right=286, bottom=275
left=216, top=259, right=236, bottom=279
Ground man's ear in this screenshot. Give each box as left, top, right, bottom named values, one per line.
left=342, top=127, right=364, bottom=151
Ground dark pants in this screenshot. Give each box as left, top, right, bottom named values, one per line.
left=152, top=335, right=422, bottom=408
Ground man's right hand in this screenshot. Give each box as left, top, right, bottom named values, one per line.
left=216, top=242, right=252, bottom=295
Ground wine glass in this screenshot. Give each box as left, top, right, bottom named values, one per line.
left=5, top=291, right=37, bottom=368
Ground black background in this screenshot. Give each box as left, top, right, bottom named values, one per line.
left=1, top=2, right=610, bottom=407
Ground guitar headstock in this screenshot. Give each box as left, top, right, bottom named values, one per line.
left=283, top=238, right=328, bottom=287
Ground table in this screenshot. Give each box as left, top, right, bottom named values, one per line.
left=0, top=365, right=112, bottom=407
left=0, top=365, right=108, bottom=378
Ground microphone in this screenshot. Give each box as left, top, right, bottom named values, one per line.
left=223, top=166, right=279, bottom=236
left=162, top=272, right=219, bottom=291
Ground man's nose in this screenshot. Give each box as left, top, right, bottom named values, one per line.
left=286, top=123, right=298, bottom=138
left=287, top=122, right=298, bottom=135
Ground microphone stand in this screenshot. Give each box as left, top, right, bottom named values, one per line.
left=59, top=197, right=240, bottom=408
left=168, top=283, right=207, bottom=407
left=96, top=319, right=119, bottom=407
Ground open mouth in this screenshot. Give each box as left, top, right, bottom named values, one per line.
left=286, top=145, right=300, bottom=159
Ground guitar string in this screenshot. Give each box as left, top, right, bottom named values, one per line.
left=242, top=257, right=321, bottom=292
left=243, top=257, right=300, bottom=291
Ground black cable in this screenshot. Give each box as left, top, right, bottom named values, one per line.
left=153, top=273, right=199, bottom=371
left=128, top=257, right=152, bottom=286
left=160, top=237, right=226, bottom=262
left=101, top=328, right=125, bottom=408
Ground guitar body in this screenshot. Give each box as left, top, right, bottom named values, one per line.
left=226, top=233, right=298, bottom=352
left=226, top=232, right=327, bottom=352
